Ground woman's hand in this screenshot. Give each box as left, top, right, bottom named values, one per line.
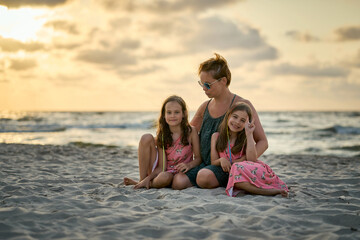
left=220, top=158, right=231, bottom=172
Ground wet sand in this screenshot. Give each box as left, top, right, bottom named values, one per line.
left=0, top=143, right=359, bottom=239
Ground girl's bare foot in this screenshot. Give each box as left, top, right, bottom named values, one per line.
left=123, top=177, right=138, bottom=186
left=280, top=189, right=289, bottom=198
left=267, top=188, right=289, bottom=197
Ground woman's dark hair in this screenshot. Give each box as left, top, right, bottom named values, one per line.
left=198, top=53, right=231, bottom=86
left=216, top=102, right=252, bottom=154
left=156, top=95, right=191, bottom=149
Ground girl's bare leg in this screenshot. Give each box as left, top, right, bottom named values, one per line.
left=234, top=182, right=288, bottom=197
left=123, top=177, right=138, bottom=186
left=137, top=134, right=157, bottom=180
left=196, top=169, right=219, bottom=189
left=172, top=173, right=192, bottom=190
left=123, top=134, right=157, bottom=185
left=151, top=172, right=173, bottom=188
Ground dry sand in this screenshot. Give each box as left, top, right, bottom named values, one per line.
left=0, top=143, right=359, bottom=239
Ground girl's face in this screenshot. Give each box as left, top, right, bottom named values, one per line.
left=227, top=110, right=248, bottom=133
left=164, top=101, right=184, bottom=127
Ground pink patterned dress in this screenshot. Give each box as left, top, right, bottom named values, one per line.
left=165, top=137, right=193, bottom=174
left=224, top=149, right=288, bottom=197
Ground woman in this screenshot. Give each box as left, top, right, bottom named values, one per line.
left=171, top=53, right=268, bottom=190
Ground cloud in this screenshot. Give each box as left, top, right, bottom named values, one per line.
left=185, top=16, right=273, bottom=55
left=53, top=42, right=81, bottom=50
left=334, top=26, right=360, bottom=41
left=0, top=36, right=45, bottom=52
left=75, top=40, right=140, bottom=68
left=116, top=65, right=164, bottom=78
left=98, top=0, right=241, bottom=13
left=270, top=63, right=349, bottom=78
left=98, top=0, right=135, bottom=12
left=286, top=31, right=320, bottom=42
left=342, top=49, right=360, bottom=68
left=10, top=59, right=37, bottom=71
left=107, top=14, right=278, bottom=63
left=45, top=20, right=79, bottom=35
left=109, top=18, right=132, bottom=30
left=76, top=49, right=136, bottom=67
left=245, top=46, right=278, bottom=61
left=145, top=0, right=240, bottom=13
left=0, top=0, right=70, bottom=8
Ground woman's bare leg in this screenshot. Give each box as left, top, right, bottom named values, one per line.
left=172, top=173, right=192, bottom=190
left=234, top=182, right=288, bottom=197
left=196, top=169, right=219, bottom=189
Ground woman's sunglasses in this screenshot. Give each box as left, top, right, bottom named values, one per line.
left=198, top=78, right=222, bottom=90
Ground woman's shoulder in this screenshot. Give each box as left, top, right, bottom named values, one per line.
left=190, top=100, right=210, bottom=129
left=234, top=96, right=255, bottom=108
left=197, top=100, right=210, bottom=113
left=234, top=95, right=249, bottom=103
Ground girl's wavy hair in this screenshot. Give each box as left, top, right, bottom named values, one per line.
left=216, top=102, right=252, bottom=154
left=156, top=95, right=191, bottom=149
left=198, top=53, right=231, bottom=86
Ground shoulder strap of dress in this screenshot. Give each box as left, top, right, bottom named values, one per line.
left=204, top=99, right=212, bottom=112
left=229, top=94, right=237, bottom=107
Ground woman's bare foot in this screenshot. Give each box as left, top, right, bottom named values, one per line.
left=123, top=177, right=138, bottom=186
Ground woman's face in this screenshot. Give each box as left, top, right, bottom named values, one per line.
left=198, top=71, right=222, bottom=98
left=164, top=101, right=183, bottom=127
left=227, top=110, right=248, bottom=133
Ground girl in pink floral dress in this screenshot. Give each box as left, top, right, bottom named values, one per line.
left=124, top=95, right=202, bottom=189
left=210, top=102, right=288, bottom=197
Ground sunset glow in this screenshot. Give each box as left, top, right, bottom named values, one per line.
left=1, top=0, right=359, bottom=111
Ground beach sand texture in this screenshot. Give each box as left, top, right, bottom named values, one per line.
left=0, top=143, right=359, bottom=240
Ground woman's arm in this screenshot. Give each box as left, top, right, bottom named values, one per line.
left=241, top=99, right=268, bottom=157
left=210, top=132, right=221, bottom=165
left=190, top=101, right=207, bottom=132
left=188, top=126, right=202, bottom=168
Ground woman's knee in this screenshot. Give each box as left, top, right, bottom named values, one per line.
left=172, top=173, right=191, bottom=190
left=196, top=169, right=218, bottom=189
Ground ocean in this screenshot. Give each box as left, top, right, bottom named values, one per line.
left=1, top=111, right=359, bottom=157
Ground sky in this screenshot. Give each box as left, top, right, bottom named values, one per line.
left=0, top=0, right=359, bottom=112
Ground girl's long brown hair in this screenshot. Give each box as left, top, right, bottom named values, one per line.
left=216, top=102, right=252, bottom=154
left=156, top=95, right=191, bottom=149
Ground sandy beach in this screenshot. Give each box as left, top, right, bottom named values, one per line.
left=0, top=143, right=359, bottom=239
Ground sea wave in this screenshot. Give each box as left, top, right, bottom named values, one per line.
left=0, top=125, right=67, bottom=133
left=0, top=121, right=155, bottom=133
left=319, top=125, right=360, bottom=135
left=330, top=145, right=360, bottom=152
